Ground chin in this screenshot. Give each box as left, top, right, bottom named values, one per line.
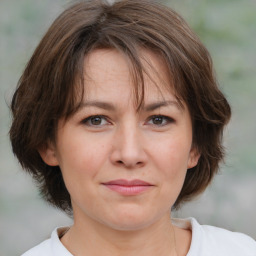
left=107, top=219, right=153, bottom=231
left=101, top=209, right=159, bottom=231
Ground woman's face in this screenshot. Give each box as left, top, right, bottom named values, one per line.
left=41, top=49, right=199, bottom=231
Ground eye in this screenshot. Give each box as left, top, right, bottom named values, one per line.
left=82, top=115, right=110, bottom=127
left=147, top=115, right=174, bottom=126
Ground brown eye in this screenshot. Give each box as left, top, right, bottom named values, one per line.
left=90, top=116, right=103, bottom=125
left=152, top=116, right=164, bottom=125
left=82, top=115, right=109, bottom=127
left=147, top=115, right=174, bottom=126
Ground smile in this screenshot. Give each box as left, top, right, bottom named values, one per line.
left=102, top=179, right=154, bottom=196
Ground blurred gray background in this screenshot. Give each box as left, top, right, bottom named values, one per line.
left=0, top=0, right=255, bottom=255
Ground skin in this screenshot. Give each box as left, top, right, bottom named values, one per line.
left=40, top=49, right=200, bottom=256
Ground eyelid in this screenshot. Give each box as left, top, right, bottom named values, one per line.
left=81, top=115, right=111, bottom=127
left=145, top=115, right=175, bottom=126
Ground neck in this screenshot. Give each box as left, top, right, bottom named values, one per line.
left=61, top=213, right=178, bottom=256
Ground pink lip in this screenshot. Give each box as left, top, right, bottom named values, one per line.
left=102, top=179, right=154, bottom=196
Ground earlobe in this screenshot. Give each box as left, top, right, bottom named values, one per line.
left=38, top=142, right=59, bottom=166
left=187, top=148, right=200, bottom=169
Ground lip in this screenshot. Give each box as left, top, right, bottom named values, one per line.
left=102, top=179, right=154, bottom=196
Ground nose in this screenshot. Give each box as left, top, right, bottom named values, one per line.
left=110, top=123, right=147, bottom=169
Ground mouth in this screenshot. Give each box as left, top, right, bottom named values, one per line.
left=101, top=179, right=154, bottom=196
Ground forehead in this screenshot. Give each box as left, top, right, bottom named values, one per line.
left=83, top=48, right=179, bottom=105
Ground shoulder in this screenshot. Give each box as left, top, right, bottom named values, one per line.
left=172, top=217, right=256, bottom=256
left=190, top=218, right=256, bottom=255
left=21, top=227, right=72, bottom=256
left=21, top=239, right=52, bottom=256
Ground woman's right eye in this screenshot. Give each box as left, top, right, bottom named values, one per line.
left=81, top=115, right=110, bottom=127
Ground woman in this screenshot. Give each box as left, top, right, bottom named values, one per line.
left=10, top=0, right=256, bottom=255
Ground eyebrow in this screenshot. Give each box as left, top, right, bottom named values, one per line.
left=79, top=101, right=115, bottom=111
left=79, top=100, right=183, bottom=112
left=144, top=100, right=183, bottom=112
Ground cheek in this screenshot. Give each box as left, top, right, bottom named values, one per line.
left=56, top=136, right=110, bottom=205
left=146, top=138, right=191, bottom=210
left=56, top=132, right=109, bottom=179
left=153, top=136, right=192, bottom=175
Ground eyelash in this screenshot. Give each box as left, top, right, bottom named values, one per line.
left=81, top=115, right=110, bottom=127
left=81, top=115, right=174, bottom=128
left=146, top=115, right=174, bottom=126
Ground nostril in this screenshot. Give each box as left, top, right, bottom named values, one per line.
left=115, top=160, right=144, bottom=168
left=136, top=161, right=144, bottom=167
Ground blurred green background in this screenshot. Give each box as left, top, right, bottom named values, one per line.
left=0, top=0, right=255, bottom=255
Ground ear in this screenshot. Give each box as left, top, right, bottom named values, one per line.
left=38, top=141, right=59, bottom=166
left=187, top=147, right=200, bottom=169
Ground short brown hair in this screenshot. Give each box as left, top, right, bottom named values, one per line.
left=10, top=0, right=231, bottom=215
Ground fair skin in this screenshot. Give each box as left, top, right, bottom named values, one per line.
left=40, top=49, right=200, bottom=256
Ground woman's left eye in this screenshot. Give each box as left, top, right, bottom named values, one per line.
left=146, top=115, right=174, bottom=126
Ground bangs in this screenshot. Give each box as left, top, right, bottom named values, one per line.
left=64, top=43, right=184, bottom=121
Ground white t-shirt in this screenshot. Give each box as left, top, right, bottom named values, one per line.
left=22, top=218, right=256, bottom=256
